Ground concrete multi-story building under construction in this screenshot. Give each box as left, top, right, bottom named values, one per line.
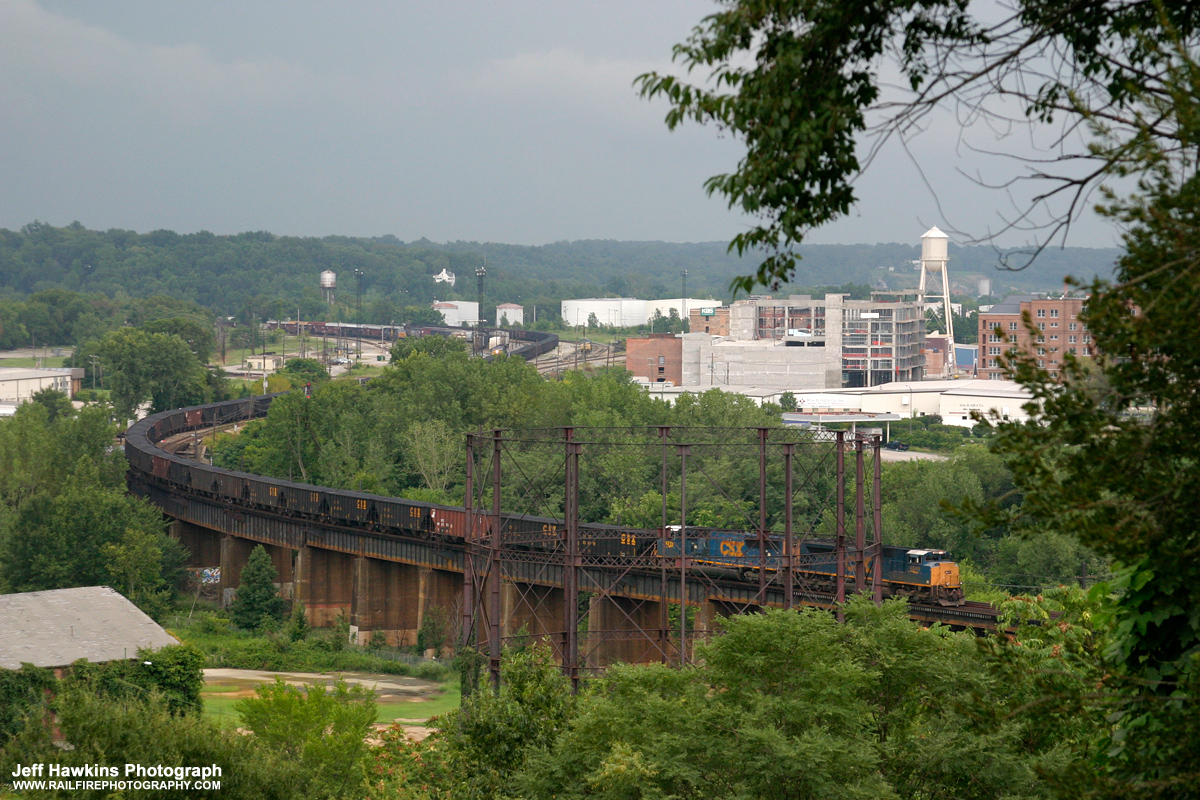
left=627, top=292, right=925, bottom=391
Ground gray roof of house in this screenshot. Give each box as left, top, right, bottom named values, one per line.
left=986, top=294, right=1039, bottom=314
left=0, top=586, right=178, bottom=670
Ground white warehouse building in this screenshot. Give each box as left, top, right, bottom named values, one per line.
left=432, top=300, right=480, bottom=328
left=562, top=297, right=721, bottom=328
left=561, top=298, right=646, bottom=328
left=496, top=303, right=524, bottom=326
left=785, top=379, right=1033, bottom=428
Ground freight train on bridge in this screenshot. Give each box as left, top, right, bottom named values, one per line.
left=126, top=395, right=994, bottom=679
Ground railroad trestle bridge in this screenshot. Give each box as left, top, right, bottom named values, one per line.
left=127, top=396, right=999, bottom=687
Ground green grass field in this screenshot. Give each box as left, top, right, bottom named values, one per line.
left=0, top=357, right=52, bottom=368
left=201, top=681, right=460, bottom=729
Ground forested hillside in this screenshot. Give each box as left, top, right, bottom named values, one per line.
left=1, top=222, right=1118, bottom=324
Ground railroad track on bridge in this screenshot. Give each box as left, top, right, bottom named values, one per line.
left=127, top=395, right=1000, bottom=681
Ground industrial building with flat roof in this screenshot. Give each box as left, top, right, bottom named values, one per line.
left=785, top=379, right=1033, bottom=427
left=0, top=367, right=84, bottom=415
left=626, top=292, right=926, bottom=392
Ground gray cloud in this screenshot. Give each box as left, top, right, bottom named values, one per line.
left=0, top=0, right=1121, bottom=250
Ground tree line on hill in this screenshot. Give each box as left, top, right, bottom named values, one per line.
left=1, top=222, right=1118, bottom=333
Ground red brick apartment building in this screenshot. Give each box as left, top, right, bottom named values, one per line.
left=626, top=333, right=683, bottom=384
left=977, top=294, right=1089, bottom=379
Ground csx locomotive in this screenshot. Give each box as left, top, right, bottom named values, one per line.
left=126, top=396, right=963, bottom=606
left=659, top=529, right=963, bottom=606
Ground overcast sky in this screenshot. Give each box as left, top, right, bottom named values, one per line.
left=0, top=0, right=1125, bottom=249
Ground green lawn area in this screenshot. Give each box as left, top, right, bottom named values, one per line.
left=202, top=693, right=245, bottom=729
left=378, top=684, right=460, bottom=724
left=0, top=357, right=43, bottom=368
left=201, top=681, right=460, bottom=730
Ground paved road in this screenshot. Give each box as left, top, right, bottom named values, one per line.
left=879, top=448, right=948, bottom=462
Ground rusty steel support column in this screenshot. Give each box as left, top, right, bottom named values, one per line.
left=563, top=428, right=581, bottom=692
left=489, top=430, right=503, bottom=691
left=855, top=436, right=866, bottom=595
left=872, top=435, right=883, bottom=606
left=462, top=434, right=475, bottom=650
left=836, top=431, right=846, bottom=621
left=678, top=444, right=690, bottom=667
left=659, top=426, right=670, bottom=663
left=757, top=427, right=768, bottom=604
left=783, top=443, right=794, bottom=611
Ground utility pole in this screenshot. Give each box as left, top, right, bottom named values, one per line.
left=354, top=268, right=364, bottom=362
left=88, top=355, right=99, bottom=390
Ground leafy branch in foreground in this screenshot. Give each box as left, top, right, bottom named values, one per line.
left=638, top=0, right=1200, bottom=293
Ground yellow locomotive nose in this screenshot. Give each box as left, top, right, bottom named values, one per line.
left=930, top=562, right=960, bottom=589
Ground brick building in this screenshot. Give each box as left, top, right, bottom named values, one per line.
left=689, top=305, right=730, bottom=336
left=626, top=333, right=684, bottom=384
left=977, top=294, right=1089, bottom=379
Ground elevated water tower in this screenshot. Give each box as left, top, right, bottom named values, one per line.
left=917, top=227, right=955, bottom=376
left=320, top=270, right=336, bottom=305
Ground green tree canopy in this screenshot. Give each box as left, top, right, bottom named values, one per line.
left=230, top=545, right=285, bottom=631
left=96, top=326, right=209, bottom=419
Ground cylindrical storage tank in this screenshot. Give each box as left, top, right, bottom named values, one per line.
left=921, top=227, right=948, bottom=261
left=320, top=270, right=337, bottom=288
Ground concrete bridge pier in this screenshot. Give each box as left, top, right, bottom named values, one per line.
left=417, top=568, right=461, bottom=656
left=219, top=537, right=296, bottom=607
left=295, top=546, right=355, bottom=628
left=351, top=557, right=419, bottom=647
left=219, top=535, right=256, bottom=608
left=169, top=520, right=221, bottom=568
left=500, top=582, right=566, bottom=658
left=585, top=595, right=665, bottom=668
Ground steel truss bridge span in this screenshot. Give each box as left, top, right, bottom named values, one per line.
left=126, top=395, right=1000, bottom=686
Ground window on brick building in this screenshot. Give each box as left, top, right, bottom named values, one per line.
left=1038, top=322, right=1046, bottom=329
left=1038, top=359, right=1045, bottom=367
left=1037, top=335, right=1046, bottom=343
left=1036, top=309, right=1046, bottom=317
left=989, top=333, right=1000, bottom=343
left=1050, top=335, right=1058, bottom=341
left=989, top=346, right=1000, bottom=355
left=1069, top=322, right=1078, bottom=331
left=1037, top=347, right=1046, bottom=355
left=1083, top=347, right=1092, bottom=356
left=1050, top=309, right=1059, bottom=318
left=1008, top=321, right=1017, bottom=331
left=1068, top=335, right=1077, bottom=343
